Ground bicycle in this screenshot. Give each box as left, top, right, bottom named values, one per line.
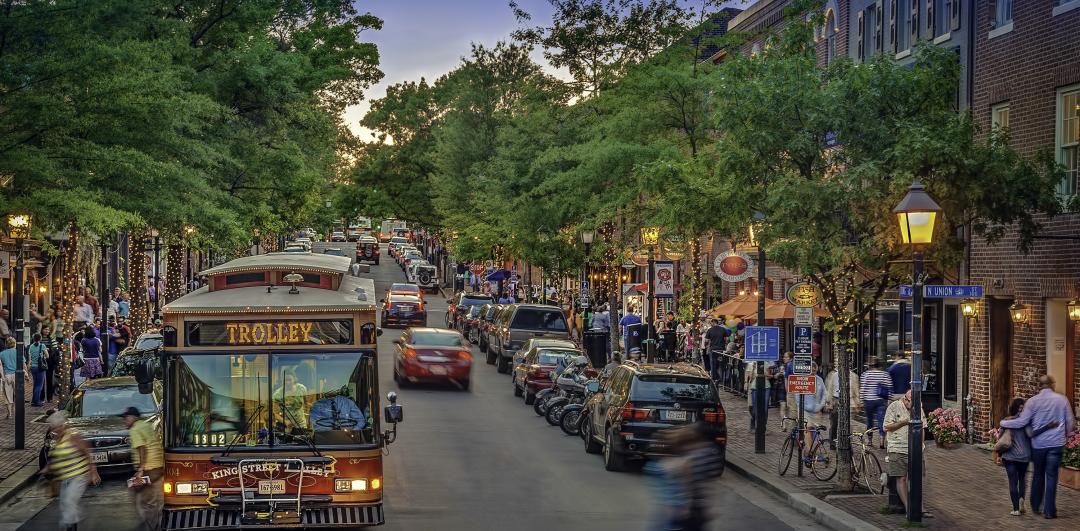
left=846, top=429, right=885, bottom=494
left=777, top=417, right=836, bottom=480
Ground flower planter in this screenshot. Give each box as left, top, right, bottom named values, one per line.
left=934, top=439, right=961, bottom=450
left=1060, top=466, right=1080, bottom=491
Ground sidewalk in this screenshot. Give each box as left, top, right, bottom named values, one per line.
left=0, top=383, right=54, bottom=482
left=719, top=390, right=1077, bottom=530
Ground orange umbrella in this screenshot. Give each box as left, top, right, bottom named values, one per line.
left=705, top=294, right=760, bottom=319
left=761, top=298, right=830, bottom=320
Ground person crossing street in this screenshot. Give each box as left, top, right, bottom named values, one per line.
left=123, top=406, right=165, bottom=531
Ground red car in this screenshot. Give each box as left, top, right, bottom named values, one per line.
left=511, top=340, right=594, bottom=404
left=381, top=293, right=427, bottom=328
left=392, top=328, right=472, bottom=390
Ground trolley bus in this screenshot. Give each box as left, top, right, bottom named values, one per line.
left=140, top=253, right=402, bottom=529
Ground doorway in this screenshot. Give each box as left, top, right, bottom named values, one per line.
left=989, top=298, right=1013, bottom=428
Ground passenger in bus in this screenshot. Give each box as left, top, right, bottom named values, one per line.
left=272, top=367, right=312, bottom=430
left=309, top=387, right=366, bottom=432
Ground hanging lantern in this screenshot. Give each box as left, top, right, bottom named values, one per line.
left=1009, top=302, right=1029, bottom=325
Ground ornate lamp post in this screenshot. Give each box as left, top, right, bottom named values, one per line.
left=580, top=229, right=595, bottom=309
left=6, top=212, right=32, bottom=449
left=640, top=227, right=660, bottom=361
left=893, top=180, right=941, bottom=523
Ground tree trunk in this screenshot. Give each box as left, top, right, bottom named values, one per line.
left=165, top=243, right=184, bottom=304
left=129, top=229, right=149, bottom=338
left=56, top=224, right=80, bottom=406
left=834, top=324, right=855, bottom=491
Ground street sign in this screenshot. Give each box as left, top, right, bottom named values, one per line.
left=787, top=375, right=817, bottom=395
left=793, top=306, right=814, bottom=325
left=899, top=284, right=984, bottom=299
left=793, top=355, right=813, bottom=375
left=744, top=326, right=780, bottom=361
left=794, top=325, right=813, bottom=355
left=580, top=281, right=590, bottom=300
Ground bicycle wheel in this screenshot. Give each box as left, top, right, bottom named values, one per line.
left=810, top=441, right=837, bottom=481
left=777, top=435, right=794, bottom=476
left=860, top=452, right=884, bottom=494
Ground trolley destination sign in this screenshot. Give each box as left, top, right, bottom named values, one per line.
left=226, top=321, right=317, bottom=345
left=184, top=319, right=355, bottom=346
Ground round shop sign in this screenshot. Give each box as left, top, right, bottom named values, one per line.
left=713, top=251, right=754, bottom=282
left=786, top=282, right=822, bottom=307
left=631, top=248, right=651, bottom=267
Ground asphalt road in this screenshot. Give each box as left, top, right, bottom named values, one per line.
left=2, top=242, right=822, bottom=531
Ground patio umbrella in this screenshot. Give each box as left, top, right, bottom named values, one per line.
left=760, top=298, right=830, bottom=321
left=486, top=269, right=511, bottom=282
left=705, top=294, right=760, bottom=319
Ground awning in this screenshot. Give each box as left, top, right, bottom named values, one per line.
left=486, top=269, right=511, bottom=282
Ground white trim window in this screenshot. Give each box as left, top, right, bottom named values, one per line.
left=992, top=102, right=1010, bottom=131
left=994, top=0, right=1013, bottom=27
left=1058, top=86, right=1080, bottom=197
left=825, top=10, right=837, bottom=64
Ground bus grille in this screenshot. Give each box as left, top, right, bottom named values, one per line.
left=164, top=505, right=384, bottom=529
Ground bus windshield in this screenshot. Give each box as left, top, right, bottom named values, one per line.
left=171, top=352, right=377, bottom=449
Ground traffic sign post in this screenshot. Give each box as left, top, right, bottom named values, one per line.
left=793, top=355, right=813, bottom=376
left=744, top=326, right=780, bottom=361
left=787, top=374, right=817, bottom=394
left=793, top=306, right=814, bottom=326
left=794, top=325, right=813, bottom=355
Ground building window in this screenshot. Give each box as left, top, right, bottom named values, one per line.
left=994, top=0, right=1013, bottom=27
left=825, top=11, right=837, bottom=64
left=896, top=0, right=909, bottom=51
left=1059, top=86, right=1080, bottom=197
left=935, top=0, right=950, bottom=37
left=992, top=102, right=1010, bottom=131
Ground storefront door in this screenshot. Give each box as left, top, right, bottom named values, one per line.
left=989, top=298, right=1014, bottom=428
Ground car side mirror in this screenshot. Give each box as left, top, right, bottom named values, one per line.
left=392, top=338, right=403, bottom=346
left=134, top=359, right=154, bottom=387
left=384, top=392, right=403, bottom=424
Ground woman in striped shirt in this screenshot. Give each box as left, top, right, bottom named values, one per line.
left=43, top=411, right=100, bottom=531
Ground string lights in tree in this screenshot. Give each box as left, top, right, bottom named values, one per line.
left=129, top=229, right=150, bottom=337
left=165, top=243, right=184, bottom=303
left=56, top=224, right=80, bottom=406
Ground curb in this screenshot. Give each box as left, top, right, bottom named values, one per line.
left=0, top=459, right=41, bottom=506
left=725, top=454, right=882, bottom=531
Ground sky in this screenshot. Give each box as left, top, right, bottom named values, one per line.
left=345, top=0, right=748, bottom=139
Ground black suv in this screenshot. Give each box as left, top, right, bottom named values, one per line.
left=581, top=362, right=726, bottom=472
left=446, top=292, right=494, bottom=329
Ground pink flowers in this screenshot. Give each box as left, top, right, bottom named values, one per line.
left=1065, top=431, right=1080, bottom=469
left=927, top=408, right=965, bottom=445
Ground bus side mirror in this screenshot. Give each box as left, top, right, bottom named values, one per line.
left=134, top=360, right=154, bottom=393
left=384, top=392, right=403, bottom=424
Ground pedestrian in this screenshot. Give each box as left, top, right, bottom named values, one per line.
left=29, top=333, right=48, bottom=406
left=858, top=358, right=893, bottom=448
left=703, top=319, right=729, bottom=380
left=118, top=291, right=130, bottom=319
left=886, top=351, right=912, bottom=399
left=744, top=361, right=774, bottom=431
left=780, top=351, right=795, bottom=424
left=115, top=316, right=132, bottom=353
left=591, top=304, right=611, bottom=332
left=883, top=390, right=929, bottom=518
left=83, top=287, right=100, bottom=318
left=647, top=424, right=724, bottom=531
left=797, top=363, right=827, bottom=455
left=999, top=375, right=1075, bottom=519
left=825, top=363, right=860, bottom=449
left=43, top=411, right=101, bottom=531
left=0, top=337, right=13, bottom=419
left=122, top=406, right=164, bottom=531
left=78, top=327, right=104, bottom=380
left=0, top=308, right=10, bottom=340
left=619, top=306, right=642, bottom=355
left=72, top=296, right=94, bottom=332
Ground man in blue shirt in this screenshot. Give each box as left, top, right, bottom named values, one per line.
left=886, top=352, right=912, bottom=398
left=619, top=307, right=642, bottom=354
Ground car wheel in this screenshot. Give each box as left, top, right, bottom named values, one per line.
left=583, top=418, right=602, bottom=454
left=513, top=381, right=523, bottom=397
left=459, top=379, right=470, bottom=391
left=496, top=355, right=509, bottom=374
left=485, top=348, right=496, bottom=365
left=603, top=428, right=626, bottom=472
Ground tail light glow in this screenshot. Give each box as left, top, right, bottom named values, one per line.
left=621, top=402, right=652, bottom=421
left=403, top=348, right=417, bottom=359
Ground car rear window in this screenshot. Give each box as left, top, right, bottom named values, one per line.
left=537, top=349, right=580, bottom=365
left=510, top=308, right=567, bottom=331
left=631, top=376, right=718, bottom=402
left=410, top=331, right=466, bottom=347
left=461, top=296, right=492, bottom=307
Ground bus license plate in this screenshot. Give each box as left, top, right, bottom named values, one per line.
left=91, top=452, right=108, bottom=463
left=258, top=480, right=286, bottom=495
left=663, top=410, right=687, bottom=421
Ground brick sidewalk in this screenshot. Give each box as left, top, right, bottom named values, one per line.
left=719, top=390, right=1077, bottom=530
left=0, top=382, right=55, bottom=481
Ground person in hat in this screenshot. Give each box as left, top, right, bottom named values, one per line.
left=44, top=411, right=100, bottom=531
left=122, top=406, right=164, bottom=531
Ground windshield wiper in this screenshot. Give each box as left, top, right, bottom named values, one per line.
left=221, top=402, right=264, bottom=458
left=277, top=389, right=323, bottom=458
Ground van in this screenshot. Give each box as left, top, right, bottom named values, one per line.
left=492, top=304, right=570, bottom=374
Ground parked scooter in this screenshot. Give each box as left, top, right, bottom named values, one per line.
left=544, top=357, right=590, bottom=426
left=559, top=379, right=600, bottom=436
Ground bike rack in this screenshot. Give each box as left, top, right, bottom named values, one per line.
left=237, top=457, right=304, bottom=520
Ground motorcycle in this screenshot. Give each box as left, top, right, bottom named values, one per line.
left=558, top=379, right=600, bottom=436
left=544, top=367, right=589, bottom=426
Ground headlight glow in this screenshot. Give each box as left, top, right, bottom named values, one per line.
left=175, top=481, right=209, bottom=495
left=334, top=478, right=369, bottom=492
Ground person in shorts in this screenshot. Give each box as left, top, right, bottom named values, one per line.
left=884, top=390, right=929, bottom=517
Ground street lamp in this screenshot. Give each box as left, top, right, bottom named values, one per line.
left=960, top=299, right=979, bottom=319
left=640, top=227, right=660, bottom=361
left=1067, top=298, right=1080, bottom=322
left=893, top=180, right=941, bottom=523
left=1009, top=302, right=1030, bottom=326
left=5, top=212, right=32, bottom=450
left=580, top=229, right=595, bottom=310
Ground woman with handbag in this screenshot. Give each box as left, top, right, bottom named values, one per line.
left=994, top=397, right=1060, bottom=516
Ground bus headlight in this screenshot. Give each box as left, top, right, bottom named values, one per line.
left=175, top=481, right=209, bottom=495
left=334, top=479, right=368, bottom=492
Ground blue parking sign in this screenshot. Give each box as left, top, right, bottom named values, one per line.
left=744, top=326, right=780, bottom=361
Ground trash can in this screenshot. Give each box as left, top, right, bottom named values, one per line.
left=582, top=330, right=609, bottom=368
left=626, top=322, right=644, bottom=354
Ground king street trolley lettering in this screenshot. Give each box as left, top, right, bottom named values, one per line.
left=226, top=321, right=314, bottom=345
left=209, top=462, right=333, bottom=481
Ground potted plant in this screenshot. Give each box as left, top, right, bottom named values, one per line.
left=1060, top=430, right=1080, bottom=490
left=926, top=408, right=964, bottom=449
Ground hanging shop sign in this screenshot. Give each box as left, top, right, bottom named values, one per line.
left=786, top=282, right=822, bottom=307
left=713, top=251, right=754, bottom=282
left=653, top=261, right=674, bottom=299
left=631, top=248, right=651, bottom=267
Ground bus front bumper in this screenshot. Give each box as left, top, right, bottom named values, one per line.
left=163, top=503, right=384, bottom=529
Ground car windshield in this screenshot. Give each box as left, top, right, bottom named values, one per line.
left=410, top=331, right=466, bottom=347
left=323, top=249, right=344, bottom=256
left=390, top=237, right=407, bottom=245
left=510, top=308, right=567, bottom=331
left=461, top=295, right=492, bottom=307
left=171, top=352, right=376, bottom=448
left=69, top=385, right=157, bottom=417
left=391, top=283, right=419, bottom=293
left=631, top=376, right=718, bottom=402
left=536, top=349, right=580, bottom=365
left=284, top=247, right=306, bottom=253
left=134, top=335, right=163, bottom=350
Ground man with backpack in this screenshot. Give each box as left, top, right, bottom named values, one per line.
left=28, top=333, right=49, bottom=406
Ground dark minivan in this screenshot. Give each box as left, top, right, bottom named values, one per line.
left=581, top=362, right=726, bottom=472
left=492, top=304, right=569, bottom=374
left=446, top=292, right=494, bottom=329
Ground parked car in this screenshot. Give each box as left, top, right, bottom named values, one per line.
left=461, top=305, right=484, bottom=344
left=409, top=263, right=439, bottom=294
left=400, top=251, right=423, bottom=271
left=39, top=377, right=162, bottom=471
left=294, top=237, right=312, bottom=250
left=109, top=347, right=162, bottom=378
left=330, top=231, right=347, bottom=242
left=322, top=247, right=345, bottom=257
left=491, top=304, right=570, bottom=374
left=509, top=340, right=580, bottom=404
left=476, top=303, right=501, bottom=353
left=381, top=293, right=426, bottom=328
left=386, top=282, right=424, bottom=301
left=131, top=332, right=163, bottom=351
left=387, top=236, right=409, bottom=256
left=446, top=292, right=494, bottom=330
left=356, top=237, right=380, bottom=264
left=284, top=244, right=308, bottom=253
left=395, top=245, right=418, bottom=264
left=392, top=328, right=471, bottom=390
left=581, top=362, right=726, bottom=472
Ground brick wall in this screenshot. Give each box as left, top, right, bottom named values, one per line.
left=968, top=0, right=1080, bottom=441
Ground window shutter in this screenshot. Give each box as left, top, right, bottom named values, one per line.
left=857, top=11, right=865, bottom=61
left=876, top=2, right=885, bottom=53
left=950, top=0, right=961, bottom=31
left=890, top=0, right=898, bottom=53
left=926, top=0, right=934, bottom=35
left=911, top=0, right=919, bottom=43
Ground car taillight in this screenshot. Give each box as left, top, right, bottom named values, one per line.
left=456, top=350, right=472, bottom=362
left=702, top=405, right=726, bottom=424
left=404, top=348, right=417, bottom=359
left=621, top=403, right=652, bottom=421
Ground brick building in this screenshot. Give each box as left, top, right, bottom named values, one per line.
left=966, top=0, right=1080, bottom=440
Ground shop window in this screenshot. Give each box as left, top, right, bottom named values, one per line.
left=1058, top=86, right=1080, bottom=197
